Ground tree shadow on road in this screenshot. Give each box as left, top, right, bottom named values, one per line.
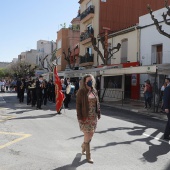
left=93, top=126, right=170, bottom=163
left=142, top=140, right=170, bottom=163
left=53, top=153, right=86, bottom=170
left=67, top=135, right=84, bottom=140
left=11, top=113, right=59, bottom=120
left=95, top=126, right=143, bottom=134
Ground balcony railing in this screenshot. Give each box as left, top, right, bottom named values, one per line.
left=79, top=54, right=94, bottom=64
left=80, top=28, right=94, bottom=42
left=80, top=5, right=95, bottom=20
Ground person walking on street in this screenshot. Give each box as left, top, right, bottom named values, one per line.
left=19, top=79, right=25, bottom=103
left=76, top=74, right=101, bottom=163
left=160, top=81, right=167, bottom=111
left=143, top=79, right=152, bottom=109
left=36, top=76, right=43, bottom=109
left=64, top=78, right=71, bottom=108
left=163, top=78, right=170, bottom=140
left=30, top=79, right=36, bottom=107
left=42, top=80, right=48, bottom=106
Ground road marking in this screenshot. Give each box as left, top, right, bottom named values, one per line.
left=0, top=115, right=15, bottom=122
left=143, top=133, right=169, bottom=144
left=0, top=131, right=31, bottom=149
left=0, top=107, right=7, bottom=110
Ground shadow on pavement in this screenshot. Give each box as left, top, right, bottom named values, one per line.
left=67, top=135, right=84, bottom=140
left=164, top=162, right=170, bottom=170
left=12, top=113, right=59, bottom=120
left=92, top=126, right=170, bottom=163
left=142, top=141, right=170, bottom=163
left=53, top=153, right=86, bottom=170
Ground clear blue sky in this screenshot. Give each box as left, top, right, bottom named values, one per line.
left=0, top=0, right=79, bottom=62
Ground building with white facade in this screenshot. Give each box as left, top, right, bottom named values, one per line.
left=36, top=40, right=56, bottom=71
left=139, top=7, right=170, bottom=87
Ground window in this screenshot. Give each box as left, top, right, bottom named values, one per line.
left=86, top=1, right=92, bottom=8
left=86, top=46, right=92, bottom=55
left=57, top=40, right=62, bottom=50
left=121, top=39, right=128, bottom=63
left=87, top=24, right=93, bottom=34
left=36, top=56, right=39, bottom=65
left=104, top=76, right=122, bottom=89
left=151, top=44, right=162, bottom=64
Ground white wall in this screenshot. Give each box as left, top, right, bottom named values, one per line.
left=36, top=40, right=56, bottom=69
left=139, top=7, right=170, bottom=84
left=140, top=7, right=170, bottom=66
left=98, top=28, right=139, bottom=65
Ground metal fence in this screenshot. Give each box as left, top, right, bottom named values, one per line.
left=100, top=88, right=124, bottom=106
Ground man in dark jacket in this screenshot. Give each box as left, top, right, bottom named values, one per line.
left=163, top=78, right=170, bottom=140
left=36, top=76, right=43, bottom=109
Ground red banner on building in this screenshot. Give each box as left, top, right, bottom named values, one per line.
left=54, top=66, right=65, bottom=112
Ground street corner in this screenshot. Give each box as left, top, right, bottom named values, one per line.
left=0, top=131, right=31, bottom=150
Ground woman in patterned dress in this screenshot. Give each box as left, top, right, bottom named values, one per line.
left=76, top=74, right=101, bottom=163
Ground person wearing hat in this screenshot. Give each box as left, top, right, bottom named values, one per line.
left=163, top=78, right=170, bottom=140
left=143, top=79, right=152, bottom=109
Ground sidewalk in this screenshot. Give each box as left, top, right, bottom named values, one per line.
left=101, top=99, right=167, bottom=121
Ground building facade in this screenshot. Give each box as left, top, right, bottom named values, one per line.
left=78, top=0, right=164, bottom=68
left=56, top=28, right=69, bottom=71
left=18, top=49, right=37, bottom=65
left=139, top=7, right=170, bottom=88
left=36, top=40, right=56, bottom=70
left=68, top=14, right=80, bottom=70
left=99, top=26, right=140, bottom=100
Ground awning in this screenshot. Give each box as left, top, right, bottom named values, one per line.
left=157, top=64, right=170, bottom=75
left=64, top=65, right=120, bottom=78
left=100, top=65, right=157, bottom=76
left=63, top=64, right=170, bottom=78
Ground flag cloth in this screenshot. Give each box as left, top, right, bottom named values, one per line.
left=54, top=66, right=65, bottom=112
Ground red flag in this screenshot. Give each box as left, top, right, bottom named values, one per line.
left=54, top=66, right=65, bottom=112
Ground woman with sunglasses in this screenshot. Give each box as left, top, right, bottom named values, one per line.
left=76, top=74, right=101, bottom=163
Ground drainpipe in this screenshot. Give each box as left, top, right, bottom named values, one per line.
left=97, top=39, right=99, bottom=66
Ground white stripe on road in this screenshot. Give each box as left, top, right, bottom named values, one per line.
left=143, top=133, right=169, bottom=144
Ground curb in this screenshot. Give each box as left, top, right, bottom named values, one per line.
left=100, top=103, right=167, bottom=121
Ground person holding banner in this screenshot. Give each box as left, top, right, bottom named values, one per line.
left=76, top=74, right=101, bottom=164
left=54, top=66, right=65, bottom=114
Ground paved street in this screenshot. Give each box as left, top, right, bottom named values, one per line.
left=0, top=93, right=170, bottom=170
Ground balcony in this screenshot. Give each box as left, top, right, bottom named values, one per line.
left=79, top=54, right=94, bottom=67
left=80, top=5, right=95, bottom=23
left=80, top=28, right=94, bottom=45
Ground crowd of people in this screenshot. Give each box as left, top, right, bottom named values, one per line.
left=15, top=76, right=78, bottom=111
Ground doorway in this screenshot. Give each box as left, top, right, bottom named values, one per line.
left=124, top=75, right=131, bottom=99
